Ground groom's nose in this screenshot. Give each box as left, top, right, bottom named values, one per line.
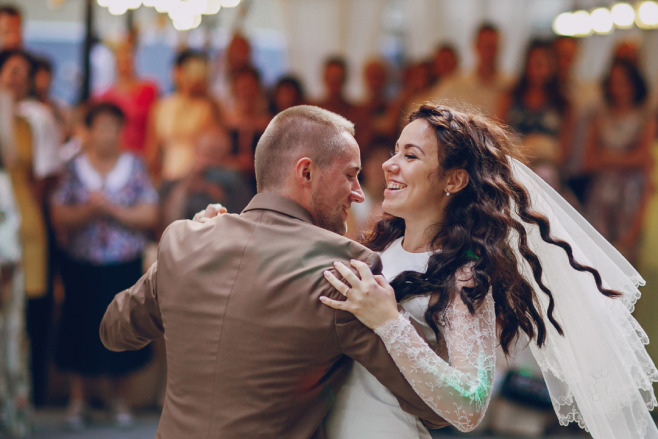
left=350, top=180, right=365, bottom=204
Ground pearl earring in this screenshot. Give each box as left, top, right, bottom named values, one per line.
left=445, top=191, right=450, bottom=197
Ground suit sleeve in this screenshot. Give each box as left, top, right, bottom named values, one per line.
left=331, top=250, right=449, bottom=428
left=100, top=260, right=164, bottom=351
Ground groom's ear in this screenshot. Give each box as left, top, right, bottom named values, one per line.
left=444, top=168, right=469, bottom=194
left=294, top=157, right=314, bottom=187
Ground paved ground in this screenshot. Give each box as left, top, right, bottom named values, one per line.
left=26, top=407, right=591, bottom=439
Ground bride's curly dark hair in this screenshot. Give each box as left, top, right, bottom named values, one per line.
left=365, top=104, right=621, bottom=355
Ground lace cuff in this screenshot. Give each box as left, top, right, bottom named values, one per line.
left=372, top=297, right=496, bottom=432
left=374, top=311, right=414, bottom=346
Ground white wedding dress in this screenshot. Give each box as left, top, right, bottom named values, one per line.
left=324, top=237, right=496, bottom=438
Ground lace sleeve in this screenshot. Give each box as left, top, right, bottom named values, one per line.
left=374, top=292, right=496, bottom=432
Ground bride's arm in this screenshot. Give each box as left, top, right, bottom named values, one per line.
left=321, top=260, right=496, bottom=432
left=376, top=294, right=495, bottom=432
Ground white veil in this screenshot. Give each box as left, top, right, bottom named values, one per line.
left=509, top=158, right=658, bottom=438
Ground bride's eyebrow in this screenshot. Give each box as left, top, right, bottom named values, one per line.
left=404, top=143, right=425, bottom=155
left=394, top=143, right=425, bottom=154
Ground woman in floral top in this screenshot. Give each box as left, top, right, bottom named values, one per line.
left=50, top=102, right=157, bottom=430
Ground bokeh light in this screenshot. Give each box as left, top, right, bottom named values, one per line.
left=637, top=1, right=658, bottom=27
left=591, top=7, right=614, bottom=34
left=611, top=2, right=635, bottom=28
left=572, top=10, right=592, bottom=36
left=220, top=0, right=241, bottom=8
left=125, top=0, right=142, bottom=9
left=204, top=0, right=222, bottom=14
left=553, top=12, right=577, bottom=36
left=172, top=13, right=202, bottom=31
left=107, top=1, right=129, bottom=15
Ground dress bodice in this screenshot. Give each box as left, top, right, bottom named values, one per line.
left=381, top=238, right=437, bottom=345
left=324, top=238, right=436, bottom=439
left=325, top=237, right=496, bottom=438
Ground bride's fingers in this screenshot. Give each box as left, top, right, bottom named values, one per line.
left=374, top=274, right=390, bottom=289
left=206, top=203, right=227, bottom=215
left=319, top=295, right=350, bottom=311
left=193, top=203, right=227, bottom=223
left=374, top=275, right=396, bottom=299
left=333, top=261, right=361, bottom=287
left=350, top=259, right=375, bottom=283
left=323, top=270, right=350, bottom=296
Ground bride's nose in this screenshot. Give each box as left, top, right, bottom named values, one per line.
left=382, top=156, right=398, bottom=174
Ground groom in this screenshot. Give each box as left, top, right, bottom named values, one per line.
left=100, top=105, right=447, bottom=438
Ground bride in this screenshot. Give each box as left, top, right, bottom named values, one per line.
left=319, top=104, right=658, bottom=438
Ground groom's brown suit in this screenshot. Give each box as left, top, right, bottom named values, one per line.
left=100, top=193, right=447, bottom=438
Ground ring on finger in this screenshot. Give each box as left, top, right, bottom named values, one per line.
left=344, top=287, right=351, bottom=297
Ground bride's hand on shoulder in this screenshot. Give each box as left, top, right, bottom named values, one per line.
left=192, top=203, right=227, bottom=223
left=320, top=260, right=399, bottom=329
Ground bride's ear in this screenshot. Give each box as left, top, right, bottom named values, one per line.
left=444, top=169, right=469, bottom=194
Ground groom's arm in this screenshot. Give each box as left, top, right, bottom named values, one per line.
left=100, top=260, right=164, bottom=351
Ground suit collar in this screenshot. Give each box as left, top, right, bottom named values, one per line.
left=243, top=193, right=314, bottom=224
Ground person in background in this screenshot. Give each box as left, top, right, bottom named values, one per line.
left=354, top=58, right=400, bottom=152
left=268, top=74, right=305, bottom=116
left=98, top=39, right=159, bottom=156
left=0, top=48, right=57, bottom=409
left=431, top=23, right=510, bottom=117
left=315, top=56, right=358, bottom=121
left=584, top=59, right=656, bottom=263
left=498, top=39, right=573, bottom=173
left=0, top=3, right=20, bottom=170
left=212, top=32, right=257, bottom=114
left=145, top=49, right=220, bottom=184
left=0, top=56, right=32, bottom=437
left=0, top=4, right=21, bottom=50
left=50, top=102, right=157, bottom=430
left=430, top=44, right=459, bottom=87
left=553, top=36, right=601, bottom=205
left=32, top=55, right=71, bottom=146
left=399, top=60, right=435, bottom=126
left=612, top=39, right=640, bottom=67
left=1, top=5, right=63, bottom=409
left=0, top=6, right=62, bottom=184
left=160, top=127, right=253, bottom=231
left=553, top=36, right=578, bottom=90
left=223, top=65, right=271, bottom=191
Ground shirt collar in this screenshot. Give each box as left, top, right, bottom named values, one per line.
left=242, top=192, right=314, bottom=224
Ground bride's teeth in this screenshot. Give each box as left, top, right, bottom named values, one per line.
left=388, top=182, right=405, bottom=190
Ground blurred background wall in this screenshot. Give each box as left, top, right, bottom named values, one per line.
left=21, top=0, right=658, bottom=105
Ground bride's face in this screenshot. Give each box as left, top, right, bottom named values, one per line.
left=381, top=119, right=444, bottom=224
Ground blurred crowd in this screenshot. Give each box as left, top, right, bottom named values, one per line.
left=0, top=2, right=657, bottom=437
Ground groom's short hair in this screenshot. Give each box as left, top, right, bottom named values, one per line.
left=254, top=105, right=355, bottom=192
